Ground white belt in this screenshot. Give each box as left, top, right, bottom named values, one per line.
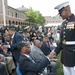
left=63, top=41, right=75, bottom=45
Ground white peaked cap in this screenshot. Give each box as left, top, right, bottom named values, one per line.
left=24, top=26, right=30, bottom=29
left=54, top=1, right=69, bottom=11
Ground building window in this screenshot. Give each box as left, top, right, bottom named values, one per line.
left=20, top=15, right=21, bottom=18
left=18, top=14, right=19, bottom=18
left=8, top=11, right=9, bottom=15
left=12, top=12, right=13, bottom=16
left=15, top=13, right=17, bottom=18
left=23, top=15, right=24, bottom=19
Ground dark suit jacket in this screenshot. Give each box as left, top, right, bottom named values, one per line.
left=40, top=42, right=51, bottom=56
left=19, top=55, right=50, bottom=75
left=10, top=32, right=24, bottom=62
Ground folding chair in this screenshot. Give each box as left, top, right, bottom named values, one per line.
left=16, top=66, right=22, bottom=75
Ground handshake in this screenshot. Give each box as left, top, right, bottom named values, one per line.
left=47, top=50, right=57, bottom=61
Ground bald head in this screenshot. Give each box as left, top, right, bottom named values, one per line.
left=34, top=40, right=41, bottom=48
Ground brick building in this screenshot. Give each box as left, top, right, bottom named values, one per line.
left=0, top=0, right=31, bottom=27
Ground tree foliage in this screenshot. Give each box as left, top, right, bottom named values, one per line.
left=25, top=7, right=45, bottom=26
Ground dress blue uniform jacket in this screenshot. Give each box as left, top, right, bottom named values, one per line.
left=19, top=55, right=50, bottom=75
left=55, top=14, right=75, bottom=67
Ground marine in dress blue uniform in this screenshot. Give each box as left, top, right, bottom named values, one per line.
left=53, top=1, right=75, bottom=75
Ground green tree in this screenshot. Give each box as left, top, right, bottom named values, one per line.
left=35, top=11, right=45, bottom=25
left=25, top=7, right=45, bottom=26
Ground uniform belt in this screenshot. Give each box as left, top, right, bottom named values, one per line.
left=63, top=41, right=75, bottom=45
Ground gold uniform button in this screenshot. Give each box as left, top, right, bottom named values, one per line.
left=63, top=36, right=65, bottom=38
left=65, top=24, right=66, bottom=25
left=66, top=21, right=68, bottom=22
left=62, top=40, right=66, bottom=44
left=73, top=50, right=75, bottom=51
left=63, top=32, right=65, bottom=33
left=64, top=28, right=65, bottom=30
left=64, top=40, right=66, bottom=41
left=63, top=32, right=65, bottom=34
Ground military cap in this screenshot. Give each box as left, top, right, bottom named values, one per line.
left=54, top=1, right=69, bottom=13
left=24, top=26, right=30, bottom=30
left=7, top=26, right=16, bottom=30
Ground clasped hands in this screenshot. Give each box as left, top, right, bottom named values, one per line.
left=48, top=50, right=57, bottom=61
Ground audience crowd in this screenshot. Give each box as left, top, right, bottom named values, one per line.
left=0, top=25, right=61, bottom=75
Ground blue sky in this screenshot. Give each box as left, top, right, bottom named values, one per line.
left=8, top=0, right=75, bottom=16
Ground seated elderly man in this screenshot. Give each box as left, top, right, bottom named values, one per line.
left=0, top=53, right=15, bottom=75
left=31, top=40, right=57, bottom=73
left=31, top=40, right=45, bottom=62
left=18, top=41, right=55, bottom=75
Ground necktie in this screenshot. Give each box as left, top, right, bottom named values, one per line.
left=11, top=38, right=13, bottom=44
